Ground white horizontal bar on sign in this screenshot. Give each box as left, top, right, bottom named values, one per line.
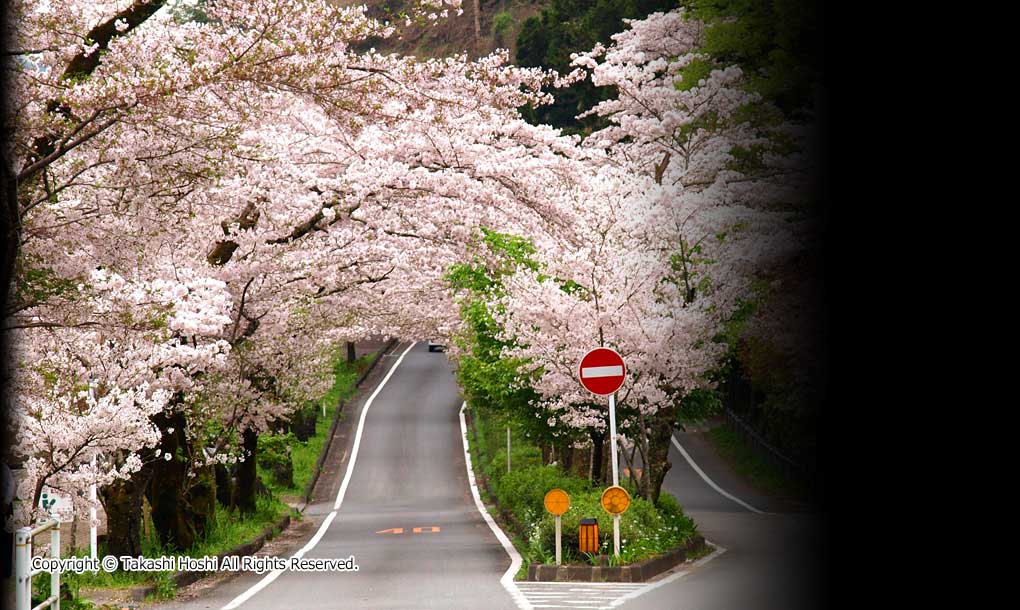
left=581, top=365, right=623, bottom=378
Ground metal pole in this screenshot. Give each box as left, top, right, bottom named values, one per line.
left=608, top=393, right=620, bottom=557
left=506, top=426, right=511, bottom=473
left=51, top=519, right=61, bottom=610
left=89, top=457, right=97, bottom=561
left=88, top=381, right=98, bottom=561
left=555, top=515, right=561, bottom=566
left=15, top=528, right=29, bottom=610
left=608, top=394, right=619, bottom=486
left=613, top=515, right=620, bottom=557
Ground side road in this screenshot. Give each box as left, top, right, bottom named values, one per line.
left=614, top=428, right=826, bottom=610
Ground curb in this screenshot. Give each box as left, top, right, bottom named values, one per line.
left=464, top=408, right=707, bottom=584
left=132, top=514, right=293, bottom=601
left=130, top=338, right=399, bottom=602
left=525, top=535, right=706, bottom=582
left=301, top=338, right=399, bottom=505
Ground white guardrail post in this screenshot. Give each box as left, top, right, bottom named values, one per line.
left=15, top=517, right=61, bottom=610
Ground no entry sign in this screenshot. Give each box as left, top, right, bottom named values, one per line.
left=578, top=348, right=626, bottom=395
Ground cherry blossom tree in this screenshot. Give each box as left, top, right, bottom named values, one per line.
left=3, top=0, right=597, bottom=551
left=488, top=9, right=809, bottom=502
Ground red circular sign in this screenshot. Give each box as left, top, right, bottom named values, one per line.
left=578, top=348, right=626, bottom=396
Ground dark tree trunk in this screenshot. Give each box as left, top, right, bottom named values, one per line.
left=234, top=428, right=259, bottom=514
left=188, top=466, right=217, bottom=535
left=99, top=461, right=153, bottom=557
left=290, top=405, right=318, bottom=442
left=643, top=412, right=675, bottom=504
left=590, top=430, right=605, bottom=486
left=560, top=441, right=574, bottom=472
left=346, top=341, right=356, bottom=363
left=146, top=409, right=206, bottom=550
left=214, top=463, right=233, bottom=507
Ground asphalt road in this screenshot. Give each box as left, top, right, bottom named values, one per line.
left=153, top=341, right=826, bottom=610
left=158, top=341, right=517, bottom=610
left=615, top=430, right=827, bottom=610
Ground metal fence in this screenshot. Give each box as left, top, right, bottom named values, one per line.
left=719, top=370, right=816, bottom=490
left=15, top=517, right=61, bottom=610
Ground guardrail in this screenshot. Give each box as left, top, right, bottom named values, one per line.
left=722, top=407, right=813, bottom=486
left=15, top=517, right=61, bottom=610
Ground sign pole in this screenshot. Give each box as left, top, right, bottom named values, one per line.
left=578, top=347, right=627, bottom=560
left=88, top=381, right=98, bottom=561
left=89, top=456, right=97, bottom=561
left=555, top=515, right=562, bottom=566
left=609, top=392, right=620, bottom=557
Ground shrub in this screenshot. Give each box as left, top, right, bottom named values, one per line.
left=257, top=433, right=295, bottom=488
left=492, top=11, right=514, bottom=46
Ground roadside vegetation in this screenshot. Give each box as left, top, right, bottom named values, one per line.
left=49, top=349, right=370, bottom=607
left=466, top=404, right=698, bottom=571
left=705, top=424, right=811, bottom=501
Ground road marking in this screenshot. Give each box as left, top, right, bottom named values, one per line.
left=518, top=581, right=645, bottom=609
left=413, top=526, right=440, bottom=533
left=460, top=402, right=532, bottom=610
left=334, top=341, right=417, bottom=511
left=605, top=541, right=727, bottom=607
left=221, top=341, right=417, bottom=610
left=670, top=434, right=765, bottom=514
left=376, top=528, right=404, bottom=534
left=580, top=365, right=624, bottom=378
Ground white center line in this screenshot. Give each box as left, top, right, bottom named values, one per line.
left=221, top=342, right=417, bottom=610
left=670, top=434, right=764, bottom=514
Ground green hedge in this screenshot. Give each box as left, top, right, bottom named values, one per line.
left=468, top=405, right=698, bottom=566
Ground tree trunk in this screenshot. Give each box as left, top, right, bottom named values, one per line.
left=473, top=0, right=481, bottom=42
left=100, top=466, right=152, bottom=557
left=643, top=412, right=675, bottom=504
left=560, top=441, right=573, bottom=472
left=146, top=410, right=203, bottom=550
left=346, top=341, right=356, bottom=363
left=234, top=428, right=259, bottom=514
left=214, top=463, right=233, bottom=507
left=589, top=430, right=605, bottom=486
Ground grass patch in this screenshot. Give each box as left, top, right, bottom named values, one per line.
left=67, top=347, right=374, bottom=601
left=706, top=424, right=810, bottom=500
left=465, top=405, right=699, bottom=573
left=258, top=353, right=369, bottom=497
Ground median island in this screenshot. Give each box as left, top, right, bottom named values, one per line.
left=463, top=404, right=708, bottom=582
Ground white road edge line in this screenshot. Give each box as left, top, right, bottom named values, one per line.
left=460, top=401, right=533, bottom=610
left=605, top=541, right=728, bottom=608
left=221, top=341, right=417, bottom=610
left=670, top=434, right=765, bottom=514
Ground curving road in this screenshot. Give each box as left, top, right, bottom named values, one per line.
left=613, top=430, right=827, bottom=610
left=157, top=341, right=517, bottom=610
left=153, top=341, right=825, bottom=610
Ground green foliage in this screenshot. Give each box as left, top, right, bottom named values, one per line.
left=148, top=571, right=177, bottom=601
left=32, top=571, right=95, bottom=610
left=681, top=0, right=822, bottom=117
left=257, top=432, right=294, bottom=468
left=675, top=387, right=721, bottom=424
left=514, top=0, right=679, bottom=133
left=447, top=229, right=556, bottom=443
left=468, top=405, right=698, bottom=567
left=706, top=423, right=810, bottom=499
left=18, top=266, right=80, bottom=306
left=493, top=11, right=515, bottom=45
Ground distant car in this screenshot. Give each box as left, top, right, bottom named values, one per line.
left=427, top=340, right=446, bottom=352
